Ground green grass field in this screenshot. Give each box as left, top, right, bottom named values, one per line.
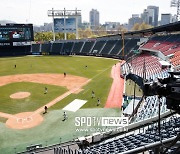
left=0, top=82, right=67, bottom=114
left=0, top=56, right=120, bottom=153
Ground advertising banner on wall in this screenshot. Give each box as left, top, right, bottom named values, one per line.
left=54, top=18, right=76, bottom=33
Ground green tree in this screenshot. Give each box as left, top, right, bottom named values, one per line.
left=55, top=33, right=64, bottom=40
left=139, top=22, right=152, bottom=30
left=132, top=23, right=141, bottom=31
left=94, top=26, right=107, bottom=37
left=132, top=22, right=153, bottom=31
left=34, top=32, right=76, bottom=41
left=78, top=28, right=93, bottom=39
left=34, top=32, right=53, bottom=41
left=67, top=33, right=76, bottom=40
left=116, top=25, right=128, bottom=34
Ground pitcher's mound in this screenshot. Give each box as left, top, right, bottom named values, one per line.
left=6, top=112, right=43, bottom=129
left=10, top=92, right=31, bottom=99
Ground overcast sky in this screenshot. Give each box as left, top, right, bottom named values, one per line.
left=0, top=0, right=177, bottom=25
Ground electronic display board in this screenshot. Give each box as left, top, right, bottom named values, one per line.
left=54, top=18, right=76, bottom=33
left=0, top=24, right=34, bottom=45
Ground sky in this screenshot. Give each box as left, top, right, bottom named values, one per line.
left=0, top=0, right=177, bottom=26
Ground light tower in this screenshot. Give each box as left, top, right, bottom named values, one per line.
left=171, top=0, right=180, bottom=21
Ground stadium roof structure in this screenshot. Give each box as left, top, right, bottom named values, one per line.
left=125, top=21, right=180, bottom=35
left=99, top=21, right=180, bottom=39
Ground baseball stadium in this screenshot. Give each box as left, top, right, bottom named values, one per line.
left=0, top=3, right=180, bottom=154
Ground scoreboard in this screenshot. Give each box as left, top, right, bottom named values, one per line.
left=0, top=24, right=34, bottom=46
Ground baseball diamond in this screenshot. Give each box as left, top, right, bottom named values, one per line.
left=0, top=56, right=122, bottom=153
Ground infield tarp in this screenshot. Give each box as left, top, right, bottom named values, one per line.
left=63, top=99, right=87, bottom=112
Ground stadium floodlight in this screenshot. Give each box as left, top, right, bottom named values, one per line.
left=170, top=0, right=180, bottom=21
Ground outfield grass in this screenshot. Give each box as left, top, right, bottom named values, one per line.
left=0, top=56, right=117, bottom=78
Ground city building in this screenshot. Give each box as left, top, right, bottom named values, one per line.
left=33, top=23, right=53, bottom=32
left=77, top=16, right=82, bottom=27
left=89, top=9, right=100, bottom=29
left=161, top=14, right=172, bottom=25
left=141, top=6, right=159, bottom=27
left=128, top=14, right=143, bottom=30
left=147, top=6, right=159, bottom=26
left=80, top=21, right=91, bottom=29
left=141, top=9, right=149, bottom=25
left=104, top=22, right=121, bottom=30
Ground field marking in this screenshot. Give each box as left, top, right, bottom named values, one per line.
left=31, top=78, right=91, bottom=116
left=93, top=57, right=118, bottom=60
left=72, top=55, right=119, bottom=61
left=0, top=112, right=17, bottom=119
left=83, top=89, right=89, bottom=94
left=91, top=67, right=111, bottom=80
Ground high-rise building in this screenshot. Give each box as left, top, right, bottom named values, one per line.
left=141, top=9, right=149, bottom=24
left=77, top=16, right=82, bottom=27
left=128, top=14, right=143, bottom=30
left=161, top=14, right=172, bottom=25
left=89, top=9, right=100, bottom=29
left=147, top=6, right=159, bottom=27
left=80, top=21, right=91, bottom=29
left=104, top=22, right=120, bottom=30
left=141, top=6, right=159, bottom=27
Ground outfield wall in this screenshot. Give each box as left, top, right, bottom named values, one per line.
left=0, top=38, right=140, bottom=57
left=31, top=38, right=140, bottom=59
left=0, top=46, right=31, bottom=56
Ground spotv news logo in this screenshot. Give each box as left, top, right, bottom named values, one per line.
left=75, top=117, right=129, bottom=127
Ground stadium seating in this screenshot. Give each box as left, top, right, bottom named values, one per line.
left=81, top=41, right=95, bottom=54
left=51, top=43, right=63, bottom=54
left=100, top=40, right=118, bottom=55
left=32, top=38, right=139, bottom=58
left=123, top=38, right=140, bottom=56
left=127, top=53, right=163, bottom=79
left=91, top=40, right=106, bottom=55
left=32, top=44, right=40, bottom=54
left=61, top=42, right=74, bottom=55
left=71, top=42, right=84, bottom=54
left=26, top=32, right=180, bottom=154
left=141, top=34, right=180, bottom=56
left=74, top=116, right=180, bottom=154
left=41, top=43, right=51, bottom=53
left=134, top=96, right=168, bottom=122
left=171, top=51, right=180, bottom=65
left=109, top=40, right=123, bottom=55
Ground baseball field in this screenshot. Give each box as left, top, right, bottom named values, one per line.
left=0, top=55, right=124, bottom=153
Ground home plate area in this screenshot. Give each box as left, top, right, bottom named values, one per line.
left=63, top=99, right=87, bottom=112
left=17, top=117, right=33, bottom=123
left=6, top=112, right=44, bottom=129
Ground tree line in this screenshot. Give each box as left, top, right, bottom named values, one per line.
left=34, top=23, right=152, bottom=41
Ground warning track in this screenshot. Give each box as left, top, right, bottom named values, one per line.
left=105, top=62, right=124, bottom=108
